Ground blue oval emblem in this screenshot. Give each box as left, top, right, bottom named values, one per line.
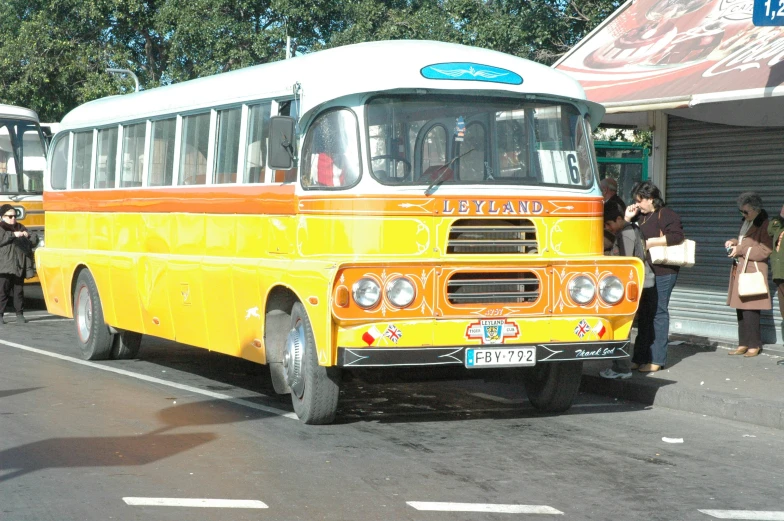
left=421, top=62, right=523, bottom=85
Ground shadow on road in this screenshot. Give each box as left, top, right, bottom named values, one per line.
left=0, top=398, right=282, bottom=483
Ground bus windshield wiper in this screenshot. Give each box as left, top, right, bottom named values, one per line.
left=424, top=147, right=474, bottom=196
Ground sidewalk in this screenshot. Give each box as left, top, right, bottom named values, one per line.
left=580, top=334, right=784, bottom=430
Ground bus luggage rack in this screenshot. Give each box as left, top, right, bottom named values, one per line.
left=446, top=271, right=540, bottom=305
left=447, top=219, right=537, bottom=254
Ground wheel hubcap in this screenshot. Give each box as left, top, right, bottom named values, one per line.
left=283, top=323, right=305, bottom=398
left=76, top=286, right=92, bottom=344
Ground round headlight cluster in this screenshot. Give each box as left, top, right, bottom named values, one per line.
left=352, top=278, right=381, bottom=309
left=386, top=277, right=416, bottom=308
left=351, top=276, right=417, bottom=309
left=599, top=275, right=624, bottom=304
left=568, top=275, right=595, bottom=305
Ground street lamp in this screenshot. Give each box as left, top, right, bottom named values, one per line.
left=105, top=68, right=140, bottom=93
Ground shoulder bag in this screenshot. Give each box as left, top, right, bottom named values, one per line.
left=737, top=248, right=768, bottom=298
left=647, top=210, right=696, bottom=267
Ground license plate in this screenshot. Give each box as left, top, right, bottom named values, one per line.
left=465, top=347, right=536, bottom=368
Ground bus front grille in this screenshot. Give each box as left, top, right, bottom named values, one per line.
left=447, top=271, right=540, bottom=305
left=447, top=219, right=537, bottom=254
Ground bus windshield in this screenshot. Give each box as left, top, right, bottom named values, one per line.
left=367, top=95, right=595, bottom=190
left=0, top=118, right=47, bottom=195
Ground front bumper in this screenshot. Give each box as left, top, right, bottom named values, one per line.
left=338, top=340, right=630, bottom=368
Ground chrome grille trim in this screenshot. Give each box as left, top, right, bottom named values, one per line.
left=447, top=219, right=537, bottom=254
left=447, top=272, right=540, bottom=305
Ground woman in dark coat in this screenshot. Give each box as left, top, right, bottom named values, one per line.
left=725, top=192, right=772, bottom=357
left=624, top=181, right=685, bottom=372
left=0, top=203, right=35, bottom=324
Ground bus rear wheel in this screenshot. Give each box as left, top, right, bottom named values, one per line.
left=73, top=270, right=113, bottom=360
left=111, top=330, right=142, bottom=360
left=284, top=303, right=340, bottom=424
left=523, top=361, right=583, bottom=413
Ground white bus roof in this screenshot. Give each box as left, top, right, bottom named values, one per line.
left=0, top=104, right=40, bottom=122
left=59, top=40, right=603, bottom=131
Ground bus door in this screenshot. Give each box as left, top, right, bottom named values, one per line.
left=414, top=116, right=492, bottom=184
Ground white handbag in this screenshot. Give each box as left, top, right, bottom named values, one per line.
left=648, top=239, right=696, bottom=268
left=737, top=248, right=768, bottom=298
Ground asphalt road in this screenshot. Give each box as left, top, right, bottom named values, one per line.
left=1, top=289, right=783, bottom=521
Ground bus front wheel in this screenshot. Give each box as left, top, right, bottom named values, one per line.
left=73, top=270, right=113, bottom=360
left=284, top=303, right=341, bottom=424
left=523, top=361, right=583, bottom=413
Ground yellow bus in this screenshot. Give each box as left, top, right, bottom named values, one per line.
left=1, top=104, right=47, bottom=283
left=38, top=40, right=643, bottom=424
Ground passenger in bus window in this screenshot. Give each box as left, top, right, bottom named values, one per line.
left=0, top=204, right=37, bottom=324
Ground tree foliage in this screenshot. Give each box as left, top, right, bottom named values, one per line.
left=0, top=0, right=621, bottom=121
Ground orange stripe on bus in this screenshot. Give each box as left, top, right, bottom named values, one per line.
left=44, top=185, right=299, bottom=214
left=44, top=188, right=602, bottom=217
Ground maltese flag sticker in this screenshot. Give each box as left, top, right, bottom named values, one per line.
left=362, top=326, right=382, bottom=345
left=593, top=321, right=606, bottom=339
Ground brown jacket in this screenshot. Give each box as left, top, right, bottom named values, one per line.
left=727, top=210, right=772, bottom=310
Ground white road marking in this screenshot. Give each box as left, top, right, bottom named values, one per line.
left=699, top=511, right=784, bottom=520
left=407, top=502, right=563, bottom=514
left=0, top=339, right=297, bottom=420
left=471, top=392, right=525, bottom=404
left=123, top=497, right=267, bottom=508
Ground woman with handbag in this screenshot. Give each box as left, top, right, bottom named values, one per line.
left=624, top=181, right=684, bottom=372
left=725, top=192, right=772, bottom=357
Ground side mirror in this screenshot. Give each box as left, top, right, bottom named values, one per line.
left=268, top=116, right=296, bottom=170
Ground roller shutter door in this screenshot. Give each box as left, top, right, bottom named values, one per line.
left=665, top=115, right=784, bottom=343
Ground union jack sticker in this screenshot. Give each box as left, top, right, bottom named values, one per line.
left=384, top=324, right=403, bottom=344
left=574, top=319, right=591, bottom=339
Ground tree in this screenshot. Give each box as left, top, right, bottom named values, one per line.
left=324, top=0, right=622, bottom=64
left=0, top=0, right=622, bottom=121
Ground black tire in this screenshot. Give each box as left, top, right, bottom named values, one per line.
left=111, top=330, right=142, bottom=360
left=288, top=303, right=341, bottom=424
left=72, top=270, right=113, bottom=360
left=523, top=361, right=583, bottom=413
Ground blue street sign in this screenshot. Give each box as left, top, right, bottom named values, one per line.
left=753, top=0, right=784, bottom=25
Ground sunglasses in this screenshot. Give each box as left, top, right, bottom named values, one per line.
left=740, top=209, right=749, bottom=216
left=3, top=213, right=16, bottom=219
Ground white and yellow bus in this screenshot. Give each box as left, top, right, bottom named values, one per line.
left=38, top=40, right=643, bottom=424
left=0, top=104, right=47, bottom=282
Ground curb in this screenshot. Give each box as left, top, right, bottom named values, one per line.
left=580, top=373, right=784, bottom=431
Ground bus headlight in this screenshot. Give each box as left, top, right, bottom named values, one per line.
left=386, top=277, right=416, bottom=308
left=568, top=275, right=595, bottom=305
left=353, top=278, right=381, bottom=308
left=598, top=276, right=624, bottom=304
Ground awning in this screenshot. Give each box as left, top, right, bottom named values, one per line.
left=554, top=0, right=784, bottom=114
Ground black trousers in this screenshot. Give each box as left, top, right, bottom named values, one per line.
left=0, top=274, right=24, bottom=315
left=736, top=309, right=762, bottom=349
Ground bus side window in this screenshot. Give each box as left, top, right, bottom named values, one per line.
left=71, top=131, right=93, bottom=189
left=121, top=123, right=146, bottom=188
left=149, top=118, right=176, bottom=186
left=178, top=113, right=209, bottom=185
left=95, top=127, right=118, bottom=189
left=214, top=107, right=241, bottom=184
left=50, top=135, right=68, bottom=190
left=244, top=102, right=271, bottom=184
left=300, top=109, right=360, bottom=189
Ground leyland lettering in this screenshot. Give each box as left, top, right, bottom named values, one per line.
left=442, top=199, right=545, bottom=215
